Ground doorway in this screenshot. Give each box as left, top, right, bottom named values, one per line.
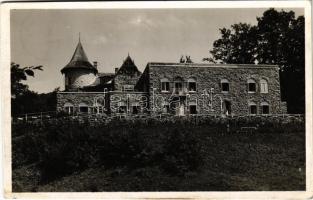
left=223, top=100, right=231, bottom=115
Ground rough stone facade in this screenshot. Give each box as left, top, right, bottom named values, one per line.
left=114, top=73, right=141, bottom=91
left=57, top=92, right=106, bottom=114
left=57, top=91, right=148, bottom=115
left=57, top=40, right=287, bottom=116
left=136, top=63, right=287, bottom=116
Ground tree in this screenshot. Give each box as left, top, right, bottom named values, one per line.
left=206, top=8, right=305, bottom=113
left=11, top=62, right=43, bottom=98
left=256, top=9, right=305, bottom=114
left=11, top=62, right=47, bottom=116
left=208, top=23, right=258, bottom=64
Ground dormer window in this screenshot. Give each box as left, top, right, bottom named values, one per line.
left=187, top=78, right=196, bottom=92
left=221, top=79, right=229, bottom=93
left=247, top=79, right=256, bottom=93
left=161, top=78, right=170, bottom=92
left=123, top=85, right=134, bottom=91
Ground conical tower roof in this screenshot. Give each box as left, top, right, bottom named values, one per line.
left=117, top=54, right=141, bottom=75
left=61, top=38, right=97, bottom=74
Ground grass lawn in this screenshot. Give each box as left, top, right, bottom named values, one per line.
left=12, top=116, right=305, bottom=191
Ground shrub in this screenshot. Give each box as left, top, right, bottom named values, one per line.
left=12, top=115, right=305, bottom=184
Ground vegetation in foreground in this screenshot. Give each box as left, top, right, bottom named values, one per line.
left=12, top=116, right=305, bottom=191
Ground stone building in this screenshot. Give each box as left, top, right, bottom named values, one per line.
left=135, top=63, right=287, bottom=116
left=57, top=40, right=287, bottom=116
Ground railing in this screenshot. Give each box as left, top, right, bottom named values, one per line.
left=12, top=110, right=304, bottom=125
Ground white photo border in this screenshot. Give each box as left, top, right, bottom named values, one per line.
left=1, top=1, right=312, bottom=199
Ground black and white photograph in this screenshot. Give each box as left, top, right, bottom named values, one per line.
left=1, top=1, right=312, bottom=199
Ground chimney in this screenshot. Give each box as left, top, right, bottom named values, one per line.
left=93, top=61, right=98, bottom=69
left=115, top=67, right=119, bottom=74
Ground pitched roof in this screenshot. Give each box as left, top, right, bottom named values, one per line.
left=61, top=40, right=97, bottom=74
left=116, top=54, right=141, bottom=75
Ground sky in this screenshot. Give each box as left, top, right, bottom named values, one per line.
left=11, top=8, right=304, bottom=93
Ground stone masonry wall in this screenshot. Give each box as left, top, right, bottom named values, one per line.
left=57, top=92, right=107, bottom=113
left=114, top=73, right=141, bottom=91
left=147, top=64, right=287, bottom=115
left=57, top=91, right=148, bottom=115
left=108, top=92, right=149, bottom=114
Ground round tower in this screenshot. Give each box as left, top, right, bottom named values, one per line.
left=61, top=37, right=98, bottom=91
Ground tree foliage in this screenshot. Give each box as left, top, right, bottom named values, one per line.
left=206, top=9, right=305, bottom=113
left=11, top=63, right=58, bottom=116
left=11, top=62, right=43, bottom=98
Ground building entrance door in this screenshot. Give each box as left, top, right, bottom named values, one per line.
left=178, top=103, right=185, bottom=116
left=223, top=100, right=231, bottom=116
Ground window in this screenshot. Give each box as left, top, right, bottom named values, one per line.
left=174, top=77, right=184, bottom=93
left=175, top=82, right=183, bottom=92
left=189, top=101, right=197, bottom=114
left=162, top=102, right=170, bottom=113
left=64, top=102, right=74, bottom=114
left=132, top=102, right=140, bottom=114
left=223, top=100, right=231, bottom=115
left=123, top=85, right=134, bottom=91
left=249, top=102, right=257, bottom=114
left=260, top=79, right=268, bottom=93
left=79, top=103, right=89, bottom=113
left=187, top=78, right=197, bottom=92
left=261, top=102, right=270, bottom=114
left=247, top=79, right=256, bottom=93
left=221, top=79, right=229, bottom=92
left=118, top=102, right=127, bottom=113
left=161, top=78, right=170, bottom=92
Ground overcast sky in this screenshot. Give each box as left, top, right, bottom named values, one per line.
left=11, top=8, right=304, bottom=93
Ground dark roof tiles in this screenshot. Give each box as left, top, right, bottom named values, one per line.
left=61, top=41, right=98, bottom=74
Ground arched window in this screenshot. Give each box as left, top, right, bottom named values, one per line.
left=162, top=101, right=170, bottom=113
left=161, top=78, right=170, bottom=92
left=260, top=79, right=268, bottom=93
left=187, top=78, right=197, bottom=92
left=64, top=102, right=74, bottom=114
left=79, top=102, right=89, bottom=113
left=261, top=102, right=270, bottom=114
left=93, top=97, right=105, bottom=114
left=189, top=101, right=197, bottom=114
left=118, top=101, right=127, bottom=113
left=174, top=77, right=184, bottom=93
left=248, top=101, right=257, bottom=114
left=131, top=102, right=140, bottom=114
left=221, top=79, right=229, bottom=92
left=247, top=79, right=256, bottom=93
